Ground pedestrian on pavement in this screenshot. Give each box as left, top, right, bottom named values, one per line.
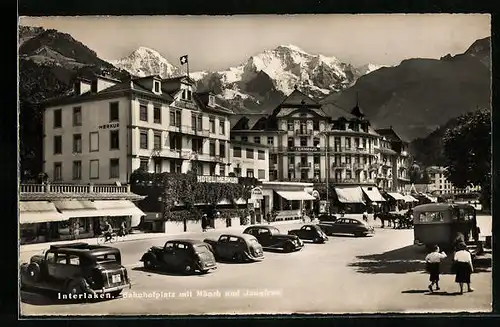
left=425, top=245, right=447, bottom=292
left=201, top=214, right=208, bottom=232
left=362, top=210, right=368, bottom=223
left=453, top=242, right=474, bottom=294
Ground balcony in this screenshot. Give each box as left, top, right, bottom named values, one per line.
left=298, top=162, right=312, bottom=170
left=167, top=124, right=181, bottom=133
left=314, top=163, right=320, bottom=170
left=269, top=146, right=285, bottom=153
left=334, top=178, right=376, bottom=185
left=295, top=129, right=313, bottom=136
left=288, top=164, right=295, bottom=170
left=151, top=146, right=181, bottom=159
left=332, top=146, right=375, bottom=155
left=352, top=163, right=367, bottom=171
left=333, top=162, right=349, bottom=169
left=180, top=125, right=210, bottom=137
left=19, top=183, right=142, bottom=201
left=287, top=146, right=322, bottom=153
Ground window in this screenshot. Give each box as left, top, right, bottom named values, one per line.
left=68, top=255, right=80, bottom=266
left=154, top=133, right=161, bottom=149
left=197, top=116, right=202, bottom=131
left=418, top=212, right=444, bottom=223
left=313, top=137, right=320, bottom=147
left=154, top=159, right=162, bottom=174
left=153, top=106, right=161, bottom=124
left=219, top=120, right=225, bottom=135
left=246, top=148, right=254, bottom=159
left=288, top=122, right=294, bottom=131
left=89, top=160, right=99, bottom=179
left=288, top=155, right=295, bottom=164
left=209, top=163, right=216, bottom=175
left=73, top=134, right=82, bottom=153
left=209, top=118, right=215, bottom=133
left=346, top=170, right=352, bottom=179
left=246, top=169, right=254, bottom=178
left=72, top=161, right=82, bottom=180
left=233, top=147, right=241, bottom=158
left=288, top=137, right=294, bottom=147
left=73, top=107, right=82, bottom=126
left=170, top=135, right=181, bottom=150
left=219, top=143, right=226, bottom=158
left=109, top=102, right=119, bottom=122
left=209, top=142, right=216, bottom=156
left=345, top=137, right=351, bottom=149
left=192, top=139, right=203, bottom=153
left=110, top=159, right=120, bottom=178
left=270, top=154, right=277, bottom=164
left=170, top=161, right=182, bottom=173
left=140, top=104, right=148, bottom=122
left=140, top=131, right=148, bottom=149
left=54, top=162, right=62, bottom=181
left=254, top=136, right=261, bottom=144
left=313, top=121, right=320, bottom=131
left=110, top=130, right=119, bottom=150
left=89, top=132, right=99, bottom=152
left=267, top=137, right=274, bottom=145
left=241, top=136, right=248, bottom=142
left=300, top=137, right=307, bottom=146
left=258, top=169, right=265, bottom=180
left=234, top=167, right=241, bottom=177
left=187, top=90, right=192, bottom=101
left=191, top=114, right=197, bottom=131
left=154, top=81, right=160, bottom=93
left=54, top=136, right=62, bottom=154
left=219, top=166, right=225, bottom=176
left=169, top=110, right=176, bottom=126
left=53, top=109, right=62, bottom=128
left=314, top=155, right=320, bottom=164
left=258, top=150, right=265, bottom=160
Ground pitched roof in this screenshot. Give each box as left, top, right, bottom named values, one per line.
left=321, top=103, right=356, bottom=120
left=230, top=114, right=267, bottom=130
left=278, top=88, right=321, bottom=107
left=375, top=127, right=407, bottom=143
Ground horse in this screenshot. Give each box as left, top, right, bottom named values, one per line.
left=373, top=212, right=397, bottom=228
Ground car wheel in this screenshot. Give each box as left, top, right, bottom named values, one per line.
left=66, top=279, right=84, bottom=298
left=27, top=263, right=41, bottom=282
left=143, top=257, right=155, bottom=270
left=183, top=264, right=193, bottom=274
left=235, top=252, right=245, bottom=263
left=284, top=243, right=294, bottom=253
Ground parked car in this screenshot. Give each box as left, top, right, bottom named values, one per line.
left=318, top=217, right=375, bottom=237
left=19, top=242, right=131, bottom=298
left=203, top=234, right=264, bottom=262
left=318, top=214, right=338, bottom=222
left=287, top=224, right=329, bottom=243
left=140, top=239, right=217, bottom=274
left=243, top=225, right=303, bottom=252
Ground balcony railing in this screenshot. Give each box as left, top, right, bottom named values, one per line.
left=298, top=162, right=312, bottom=169
left=314, top=163, right=320, bottom=170
left=295, top=129, right=313, bottom=136
left=179, top=125, right=210, bottom=137
left=288, top=164, right=295, bottom=170
left=20, top=183, right=130, bottom=194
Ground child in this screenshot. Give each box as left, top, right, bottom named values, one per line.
left=425, top=245, right=447, bottom=292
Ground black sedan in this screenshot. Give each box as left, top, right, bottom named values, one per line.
left=287, top=224, right=329, bottom=243
left=318, top=217, right=375, bottom=237
left=243, top=225, right=303, bottom=252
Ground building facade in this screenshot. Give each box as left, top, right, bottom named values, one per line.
left=426, top=166, right=481, bottom=195
left=229, top=140, right=270, bottom=181
left=43, top=75, right=233, bottom=184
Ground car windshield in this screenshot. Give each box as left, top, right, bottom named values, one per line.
left=268, top=227, right=280, bottom=235
left=94, top=253, right=120, bottom=264
left=194, top=244, right=211, bottom=254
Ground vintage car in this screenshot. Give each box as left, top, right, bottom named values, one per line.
left=243, top=225, right=303, bottom=252
left=19, top=242, right=131, bottom=298
left=318, top=214, right=338, bottom=222
left=203, top=234, right=264, bottom=262
left=140, top=239, right=217, bottom=274
left=287, top=224, right=329, bottom=243
left=318, top=217, right=375, bottom=237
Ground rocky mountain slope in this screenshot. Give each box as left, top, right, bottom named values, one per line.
left=322, top=37, right=491, bottom=141
left=110, top=47, right=180, bottom=79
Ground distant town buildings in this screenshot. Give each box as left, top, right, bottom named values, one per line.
left=426, top=166, right=481, bottom=195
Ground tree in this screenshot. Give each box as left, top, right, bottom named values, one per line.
left=408, top=163, right=422, bottom=184
left=443, top=109, right=491, bottom=211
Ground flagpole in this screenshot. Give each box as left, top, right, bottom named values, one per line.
left=187, top=57, right=190, bottom=79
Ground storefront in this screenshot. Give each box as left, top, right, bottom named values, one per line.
left=384, top=192, right=406, bottom=212
left=20, top=199, right=146, bottom=244
left=402, top=195, right=419, bottom=209
left=361, top=186, right=386, bottom=213
left=260, top=181, right=315, bottom=221
left=332, top=186, right=366, bottom=214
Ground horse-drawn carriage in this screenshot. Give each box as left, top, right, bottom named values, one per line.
left=374, top=210, right=413, bottom=229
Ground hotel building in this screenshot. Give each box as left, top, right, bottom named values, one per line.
left=42, top=74, right=233, bottom=184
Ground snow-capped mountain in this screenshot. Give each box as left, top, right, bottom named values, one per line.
left=355, top=63, right=387, bottom=76
left=111, top=47, right=180, bottom=78
left=110, top=44, right=379, bottom=112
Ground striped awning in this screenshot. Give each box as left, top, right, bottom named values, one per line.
left=276, top=191, right=316, bottom=201
left=387, top=192, right=406, bottom=201
left=19, top=201, right=68, bottom=224
left=334, top=186, right=365, bottom=203
left=92, top=200, right=146, bottom=217
left=361, top=187, right=386, bottom=202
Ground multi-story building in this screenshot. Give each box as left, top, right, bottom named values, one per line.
left=229, top=138, right=270, bottom=181
left=375, top=127, right=411, bottom=193
left=42, top=74, right=233, bottom=184
left=426, top=166, right=481, bottom=195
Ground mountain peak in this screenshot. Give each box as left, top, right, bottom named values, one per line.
left=111, top=46, right=180, bottom=78
left=276, top=44, right=308, bottom=54
left=128, top=46, right=164, bottom=58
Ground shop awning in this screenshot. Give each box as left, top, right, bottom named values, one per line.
left=53, top=200, right=100, bottom=218
left=92, top=200, right=146, bottom=217
left=334, top=186, right=365, bottom=203
left=403, top=195, right=419, bottom=202
left=19, top=201, right=68, bottom=224
left=361, top=187, right=386, bottom=202
left=276, top=191, right=316, bottom=201
left=387, top=192, right=406, bottom=201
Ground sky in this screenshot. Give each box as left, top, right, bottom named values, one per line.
left=20, top=14, right=490, bottom=71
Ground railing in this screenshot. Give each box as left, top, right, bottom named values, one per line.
left=20, top=183, right=130, bottom=194
left=298, top=162, right=312, bottom=169
left=314, top=163, right=320, bottom=170
left=180, top=125, right=209, bottom=137
left=295, top=129, right=313, bottom=136
left=167, top=124, right=181, bottom=132
left=288, top=164, right=295, bottom=170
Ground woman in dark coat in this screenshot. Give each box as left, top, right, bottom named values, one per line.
left=453, top=242, right=474, bottom=294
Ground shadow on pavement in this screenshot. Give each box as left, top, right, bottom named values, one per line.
left=132, top=266, right=211, bottom=277
left=401, top=289, right=429, bottom=294
left=426, top=291, right=463, bottom=296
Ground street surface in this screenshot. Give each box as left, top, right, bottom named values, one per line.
left=20, top=217, right=492, bottom=315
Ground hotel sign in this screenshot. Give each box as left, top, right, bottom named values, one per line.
left=99, top=123, right=119, bottom=130
left=290, top=146, right=320, bottom=152
left=251, top=187, right=264, bottom=200
left=197, top=175, right=238, bottom=184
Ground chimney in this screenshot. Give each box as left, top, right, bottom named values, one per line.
left=74, top=78, right=91, bottom=95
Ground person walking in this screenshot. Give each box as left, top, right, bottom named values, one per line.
left=425, top=245, right=447, bottom=292
left=362, top=210, right=368, bottom=223
left=453, top=242, right=474, bottom=294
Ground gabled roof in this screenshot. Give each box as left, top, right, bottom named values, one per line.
left=278, top=88, right=321, bottom=107
left=230, top=114, right=267, bottom=130
left=375, top=127, right=407, bottom=143
left=321, top=103, right=356, bottom=120
left=193, top=92, right=233, bottom=115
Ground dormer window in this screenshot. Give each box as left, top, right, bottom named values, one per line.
left=153, top=80, right=161, bottom=94
left=208, top=95, right=215, bottom=106
left=187, top=90, right=192, bottom=101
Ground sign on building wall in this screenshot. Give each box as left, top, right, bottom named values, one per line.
left=251, top=187, right=264, bottom=200
left=289, top=146, right=320, bottom=152
left=98, top=123, right=120, bottom=130
left=197, top=175, right=238, bottom=184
